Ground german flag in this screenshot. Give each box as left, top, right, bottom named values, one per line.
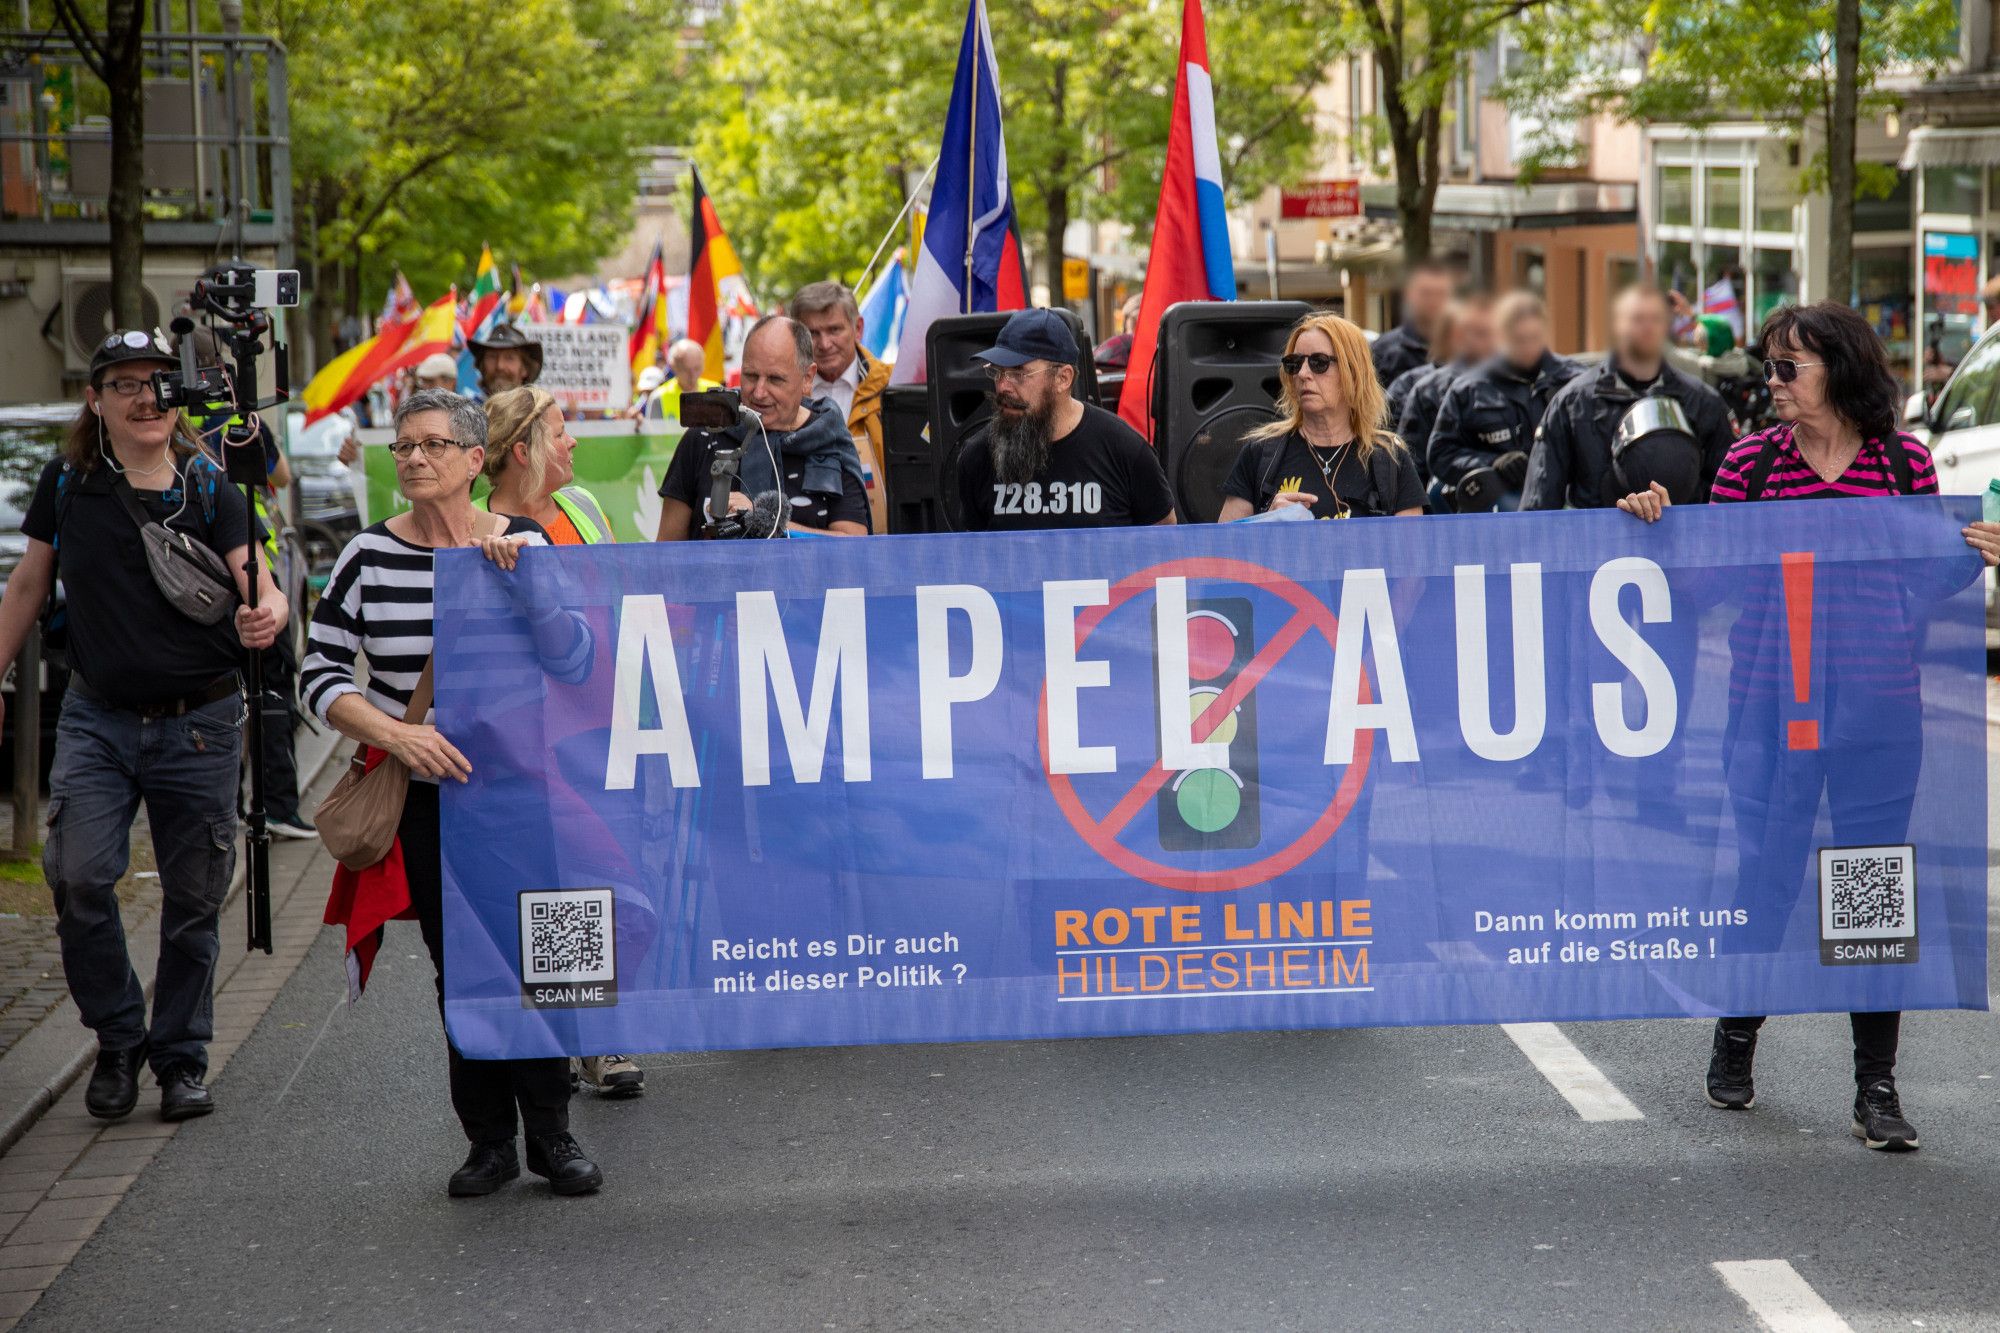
left=686, top=164, right=745, bottom=383
left=628, top=239, right=666, bottom=380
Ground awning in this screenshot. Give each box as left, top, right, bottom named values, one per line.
left=1360, top=180, right=1636, bottom=232
left=1899, top=125, right=2000, bottom=170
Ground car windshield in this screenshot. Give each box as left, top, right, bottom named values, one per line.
left=0, top=404, right=71, bottom=531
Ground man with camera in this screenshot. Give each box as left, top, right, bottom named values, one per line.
left=955, top=309, right=1177, bottom=532
left=0, top=330, right=286, bottom=1123
left=790, top=281, right=891, bottom=537
left=653, top=316, right=871, bottom=540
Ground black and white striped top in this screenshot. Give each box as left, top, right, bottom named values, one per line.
left=302, top=515, right=547, bottom=729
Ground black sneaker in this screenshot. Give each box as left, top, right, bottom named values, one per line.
left=525, top=1132, right=603, bottom=1196
left=1705, top=1022, right=1757, bottom=1109
left=157, top=1066, right=215, bottom=1121
left=84, top=1040, right=148, bottom=1120
left=448, top=1140, right=521, bottom=1197
left=1852, top=1080, right=1920, bottom=1151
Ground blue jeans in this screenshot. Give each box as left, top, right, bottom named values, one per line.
left=44, top=685, right=242, bottom=1077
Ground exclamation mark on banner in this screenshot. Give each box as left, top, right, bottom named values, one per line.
left=1780, top=551, right=1817, bottom=750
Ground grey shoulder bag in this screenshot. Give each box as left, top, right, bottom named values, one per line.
left=108, top=470, right=239, bottom=625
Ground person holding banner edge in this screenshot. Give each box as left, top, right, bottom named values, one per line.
left=1620, top=301, right=2000, bottom=1151
left=303, top=388, right=605, bottom=1196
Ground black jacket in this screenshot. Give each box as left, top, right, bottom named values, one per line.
left=1383, top=362, right=1431, bottom=442
left=1426, top=352, right=1581, bottom=489
left=1371, top=321, right=1430, bottom=388
left=1520, top=357, right=1736, bottom=511
left=1394, top=358, right=1474, bottom=484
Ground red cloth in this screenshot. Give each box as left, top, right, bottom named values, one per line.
left=320, top=746, right=415, bottom=1000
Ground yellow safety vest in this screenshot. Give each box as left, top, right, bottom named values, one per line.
left=477, top=485, right=614, bottom=544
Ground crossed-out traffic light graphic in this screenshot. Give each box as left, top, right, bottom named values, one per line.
left=1156, top=597, right=1261, bottom=851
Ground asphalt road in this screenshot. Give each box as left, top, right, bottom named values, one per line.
left=15, top=883, right=2000, bottom=1333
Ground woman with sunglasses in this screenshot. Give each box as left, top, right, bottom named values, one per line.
left=303, top=388, right=605, bottom=1198
left=1619, top=301, right=2000, bottom=1152
left=1217, top=314, right=1424, bottom=523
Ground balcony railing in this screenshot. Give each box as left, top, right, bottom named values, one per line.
left=0, top=27, right=290, bottom=254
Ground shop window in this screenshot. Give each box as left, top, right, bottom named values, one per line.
left=1657, top=240, right=1696, bottom=296
left=1853, top=246, right=1915, bottom=378
left=1706, top=166, right=1743, bottom=233
left=1923, top=165, right=1981, bottom=217
left=1659, top=166, right=1693, bottom=228
left=1755, top=167, right=1798, bottom=233
left=1852, top=171, right=1914, bottom=232
left=1752, top=248, right=1796, bottom=327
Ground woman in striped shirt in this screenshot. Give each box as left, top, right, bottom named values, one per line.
left=1620, top=301, right=2000, bottom=1153
left=302, top=388, right=604, bottom=1199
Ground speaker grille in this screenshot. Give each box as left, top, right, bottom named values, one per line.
left=1172, top=404, right=1279, bottom=525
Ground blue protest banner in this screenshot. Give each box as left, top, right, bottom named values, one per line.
left=433, top=499, right=1988, bottom=1060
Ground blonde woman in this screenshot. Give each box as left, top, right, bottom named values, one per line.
left=478, top=387, right=616, bottom=548
left=1217, top=313, right=1425, bottom=521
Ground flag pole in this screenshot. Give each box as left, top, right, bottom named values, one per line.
left=963, top=1, right=979, bottom=314
left=856, top=157, right=937, bottom=300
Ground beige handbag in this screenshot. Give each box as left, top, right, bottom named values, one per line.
left=317, top=660, right=434, bottom=871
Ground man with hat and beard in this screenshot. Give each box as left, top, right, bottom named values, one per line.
left=467, top=324, right=543, bottom=400
left=956, top=309, right=1176, bottom=531
left=1522, top=284, right=1735, bottom=512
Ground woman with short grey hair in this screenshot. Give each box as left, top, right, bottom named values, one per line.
left=302, top=388, right=604, bottom=1198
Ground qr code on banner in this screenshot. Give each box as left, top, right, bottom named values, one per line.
left=518, top=888, right=615, bottom=990
left=1818, top=845, right=1917, bottom=953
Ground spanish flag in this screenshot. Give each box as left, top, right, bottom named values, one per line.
left=301, top=292, right=456, bottom=424
left=375, top=293, right=459, bottom=379
left=628, top=239, right=667, bottom=380
left=686, top=165, right=746, bottom=383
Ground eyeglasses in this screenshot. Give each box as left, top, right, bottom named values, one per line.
left=1762, top=358, right=1824, bottom=384
left=1280, top=353, right=1337, bottom=377
left=983, top=363, right=1051, bottom=386
left=387, top=436, right=465, bottom=461
left=96, top=377, right=157, bottom=399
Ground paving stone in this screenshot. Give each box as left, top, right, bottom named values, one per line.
left=44, top=1175, right=135, bottom=1200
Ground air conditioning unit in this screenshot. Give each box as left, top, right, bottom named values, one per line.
left=57, top=266, right=206, bottom=375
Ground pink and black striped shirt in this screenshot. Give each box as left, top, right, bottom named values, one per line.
left=1708, top=424, right=1936, bottom=504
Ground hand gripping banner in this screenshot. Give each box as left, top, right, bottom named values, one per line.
left=433, top=499, right=1989, bottom=1059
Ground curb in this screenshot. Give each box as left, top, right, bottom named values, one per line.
left=0, top=725, right=346, bottom=1157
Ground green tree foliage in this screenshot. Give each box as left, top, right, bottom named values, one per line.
left=690, top=0, right=1334, bottom=301
left=242, top=0, right=685, bottom=347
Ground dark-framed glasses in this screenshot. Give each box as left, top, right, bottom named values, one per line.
left=387, top=436, right=464, bottom=460
left=1761, top=357, right=1823, bottom=384
left=1280, top=352, right=1336, bottom=377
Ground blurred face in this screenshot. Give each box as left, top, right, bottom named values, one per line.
left=87, top=359, right=179, bottom=452
left=1405, top=271, right=1453, bottom=334
left=1764, top=333, right=1829, bottom=423
left=481, top=349, right=528, bottom=393
left=1502, top=314, right=1549, bottom=370
left=739, top=328, right=810, bottom=429
left=797, top=305, right=862, bottom=383
left=393, top=409, right=482, bottom=505
left=1287, top=327, right=1348, bottom=420
left=531, top=404, right=577, bottom=491
left=417, top=372, right=457, bottom=392
left=1612, top=292, right=1670, bottom=365
left=1450, top=309, right=1496, bottom=365
left=671, top=348, right=705, bottom=387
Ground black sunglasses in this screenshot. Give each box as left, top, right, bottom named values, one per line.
left=1761, top=357, right=1824, bottom=384
left=1280, top=352, right=1336, bottom=376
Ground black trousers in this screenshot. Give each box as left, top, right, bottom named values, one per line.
left=400, top=782, right=571, bottom=1143
left=1720, top=1012, right=1900, bottom=1088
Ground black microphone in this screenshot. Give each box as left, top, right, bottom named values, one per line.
left=739, top=490, right=786, bottom=539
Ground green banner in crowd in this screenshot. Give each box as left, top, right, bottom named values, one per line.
left=354, top=420, right=683, bottom=543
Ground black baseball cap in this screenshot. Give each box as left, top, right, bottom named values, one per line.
left=89, top=328, right=177, bottom=382
left=973, top=308, right=1079, bottom=368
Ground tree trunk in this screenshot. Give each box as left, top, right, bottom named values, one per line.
left=1044, top=184, right=1069, bottom=305
left=105, top=0, right=147, bottom=328
left=1826, top=0, right=1861, bottom=304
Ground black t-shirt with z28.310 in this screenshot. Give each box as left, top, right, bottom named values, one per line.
left=956, top=402, right=1177, bottom=531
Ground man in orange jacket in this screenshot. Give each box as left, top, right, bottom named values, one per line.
left=790, top=281, right=891, bottom=536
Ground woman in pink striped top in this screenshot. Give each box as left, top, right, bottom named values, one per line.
left=1621, top=301, right=2000, bottom=1154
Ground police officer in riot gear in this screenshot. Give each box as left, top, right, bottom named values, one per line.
left=1425, top=293, right=1579, bottom=511
left=1523, top=285, right=1735, bottom=511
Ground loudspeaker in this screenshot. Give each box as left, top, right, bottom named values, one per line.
left=879, top=385, right=943, bottom=535
left=1149, top=300, right=1311, bottom=523
left=922, top=309, right=1096, bottom=531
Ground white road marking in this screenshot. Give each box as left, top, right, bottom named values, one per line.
left=1500, top=1022, right=1643, bottom=1121
left=1713, top=1260, right=1854, bottom=1332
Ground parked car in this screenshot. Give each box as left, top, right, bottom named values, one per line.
left=1905, top=325, right=2000, bottom=645
left=0, top=404, right=71, bottom=788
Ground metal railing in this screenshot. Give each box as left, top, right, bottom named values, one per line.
left=0, top=27, right=291, bottom=251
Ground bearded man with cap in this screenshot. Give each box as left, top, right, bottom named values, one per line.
left=467, top=324, right=543, bottom=399
left=1522, top=284, right=1734, bottom=511
left=956, top=309, right=1177, bottom=531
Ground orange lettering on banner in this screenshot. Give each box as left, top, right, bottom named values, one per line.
left=1056, top=956, right=1087, bottom=994
left=1332, top=948, right=1370, bottom=986
left=1281, top=949, right=1311, bottom=988
left=1171, top=905, right=1200, bottom=942
left=1343, top=900, right=1372, bottom=937
left=1279, top=902, right=1312, bottom=939
left=1054, top=911, right=1088, bottom=947
left=1223, top=904, right=1253, bottom=940
left=1139, top=955, right=1172, bottom=992
left=1093, top=909, right=1130, bottom=945
left=1175, top=953, right=1206, bottom=991
left=1244, top=951, right=1277, bottom=988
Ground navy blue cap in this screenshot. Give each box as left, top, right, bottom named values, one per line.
left=973, top=308, right=1079, bottom=368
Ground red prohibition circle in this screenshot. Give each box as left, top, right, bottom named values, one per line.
left=1038, top=556, right=1374, bottom=893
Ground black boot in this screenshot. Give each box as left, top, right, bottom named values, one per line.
left=85, top=1041, right=148, bottom=1120
left=1705, top=1021, right=1757, bottom=1110
left=157, top=1066, right=215, bottom=1122
left=525, top=1132, right=603, bottom=1196
left=447, top=1140, right=521, bottom=1197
